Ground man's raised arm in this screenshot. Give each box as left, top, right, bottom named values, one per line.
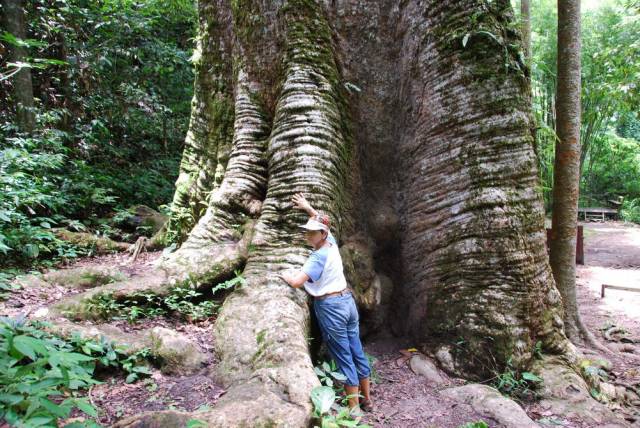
left=292, top=193, right=318, bottom=218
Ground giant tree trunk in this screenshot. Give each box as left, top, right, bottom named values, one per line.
left=1, top=0, right=36, bottom=133
left=77, top=0, right=584, bottom=425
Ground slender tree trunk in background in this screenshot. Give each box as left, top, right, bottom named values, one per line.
left=54, top=31, right=73, bottom=130
left=550, top=0, right=581, bottom=340
left=1, top=0, right=36, bottom=133
left=521, top=0, right=532, bottom=64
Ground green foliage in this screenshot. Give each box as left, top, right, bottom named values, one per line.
left=531, top=0, right=640, bottom=210
left=0, top=131, right=103, bottom=267
left=314, top=360, right=348, bottom=389
left=0, top=0, right=196, bottom=271
left=582, top=132, right=640, bottom=206
left=533, top=340, right=544, bottom=360
left=185, top=419, right=207, bottom=428
left=621, top=198, right=640, bottom=223
left=84, top=272, right=245, bottom=323
left=0, top=315, right=153, bottom=427
left=0, top=269, right=23, bottom=300
left=311, top=386, right=336, bottom=416
left=311, top=361, right=371, bottom=428
left=491, top=358, right=543, bottom=402
left=310, top=385, right=371, bottom=428
left=458, top=422, right=489, bottom=428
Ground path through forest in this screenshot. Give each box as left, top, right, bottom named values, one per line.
left=2, top=222, right=639, bottom=427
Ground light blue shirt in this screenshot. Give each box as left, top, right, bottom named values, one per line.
left=301, top=232, right=347, bottom=296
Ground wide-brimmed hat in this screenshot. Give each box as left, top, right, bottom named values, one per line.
left=299, top=215, right=330, bottom=232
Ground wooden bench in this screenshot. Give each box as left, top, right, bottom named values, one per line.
left=578, top=207, right=618, bottom=221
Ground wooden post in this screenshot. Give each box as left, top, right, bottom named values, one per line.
left=576, top=225, right=583, bottom=265
left=601, top=284, right=640, bottom=298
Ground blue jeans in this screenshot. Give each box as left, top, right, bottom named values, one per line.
left=313, top=292, right=371, bottom=386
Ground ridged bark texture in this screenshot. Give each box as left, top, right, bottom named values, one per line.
left=392, top=0, right=567, bottom=377
left=521, top=0, right=532, bottom=63
left=128, top=0, right=352, bottom=426
left=166, top=0, right=235, bottom=243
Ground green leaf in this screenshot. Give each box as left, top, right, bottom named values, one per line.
left=74, top=397, right=98, bottom=417
left=186, top=419, right=207, bottom=428
left=39, top=397, right=71, bottom=418
left=331, top=371, right=347, bottom=382
left=12, top=335, right=48, bottom=360
left=132, top=365, right=152, bottom=374
left=23, top=243, right=40, bottom=259
left=29, top=377, right=65, bottom=394
left=337, top=419, right=359, bottom=427
left=0, top=32, right=47, bottom=48
left=24, top=416, right=55, bottom=427
left=311, top=386, right=335, bottom=415
left=521, top=372, right=543, bottom=383
left=0, top=393, right=23, bottom=405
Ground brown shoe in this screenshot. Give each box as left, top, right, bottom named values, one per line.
left=360, top=398, right=375, bottom=412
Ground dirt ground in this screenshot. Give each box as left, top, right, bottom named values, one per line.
left=2, top=221, right=639, bottom=427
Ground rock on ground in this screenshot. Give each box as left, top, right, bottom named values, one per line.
left=409, top=354, right=446, bottom=385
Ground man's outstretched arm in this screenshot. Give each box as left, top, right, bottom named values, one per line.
left=280, top=270, right=309, bottom=288
left=292, top=193, right=318, bottom=218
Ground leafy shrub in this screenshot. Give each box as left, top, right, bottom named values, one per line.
left=311, top=360, right=371, bottom=428
left=314, top=360, right=348, bottom=389
left=83, top=271, right=246, bottom=323
left=1, top=0, right=195, bottom=271
left=0, top=131, right=114, bottom=268
left=0, top=315, right=153, bottom=427
left=621, top=198, right=640, bottom=223
left=492, top=358, right=543, bottom=402
left=310, top=385, right=371, bottom=428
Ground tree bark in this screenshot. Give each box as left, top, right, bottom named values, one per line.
left=389, top=0, right=567, bottom=377
left=1, top=0, right=36, bottom=133
left=165, top=0, right=236, bottom=244
left=550, top=0, right=581, bottom=340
